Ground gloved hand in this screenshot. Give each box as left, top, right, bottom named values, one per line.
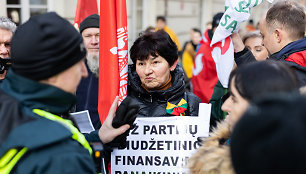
left=112, top=96, right=139, bottom=128
left=107, top=96, right=139, bottom=149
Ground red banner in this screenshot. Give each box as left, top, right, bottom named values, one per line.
left=192, top=30, right=218, bottom=103
left=73, top=0, right=98, bottom=29
left=99, top=0, right=128, bottom=123
left=192, top=30, right=232, bottom=103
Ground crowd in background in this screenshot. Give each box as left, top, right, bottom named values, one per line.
left=0, top=0, right=305, bottom=174
left=144, top=1, right=306, bottom=173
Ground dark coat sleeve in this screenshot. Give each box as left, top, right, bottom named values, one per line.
left=209, top=81, right=227, bottom=130
left=234, top=47, right=257, bottom=66
left=84, top=130, right=102, bottom=143
left=186, top=92, right=202, bottom=116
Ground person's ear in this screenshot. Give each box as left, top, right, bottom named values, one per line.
left=39, top=75, right=58, bottom=86
left=274, top=29, right=282, bottom=43
left=170, top=59, right=178, bottom=71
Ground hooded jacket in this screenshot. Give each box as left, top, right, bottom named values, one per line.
left=0, top=70, right=95, bottom=174
left=235, top=37, right=306, bottom=87
left=127, top=64, right=201, bottom=117
left=188, top=121, right=234, bottom=174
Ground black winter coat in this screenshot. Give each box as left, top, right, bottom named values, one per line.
left=127, top=64, right=201, bottom=117
left=0, top=71, right=96, bottom=174
left=76, top=60, right=100, bottom=129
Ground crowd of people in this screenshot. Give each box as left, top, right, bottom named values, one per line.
left=0, top=0, right=305, bottom=174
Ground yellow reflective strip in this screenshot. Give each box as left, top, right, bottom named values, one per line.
left=0, top=149, right=17, bottom=167
left=32, top=109, right=92, bottom=155
left=0, top=148, right=27, bottom=174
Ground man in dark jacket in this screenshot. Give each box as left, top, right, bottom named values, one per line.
left=232, top=1, right=306, bottom=87
left=76, top=14, right=101, bottom=129
left=0, top=16, right=16, bottom=81
left=0, top=12, right=130, bottom=173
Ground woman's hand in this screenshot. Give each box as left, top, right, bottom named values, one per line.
left=231, top=33, right=245, bottom=53
left=98, top=96, right=130, bottom=144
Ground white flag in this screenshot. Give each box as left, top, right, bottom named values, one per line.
left=211, top=0, right=274, bottom=88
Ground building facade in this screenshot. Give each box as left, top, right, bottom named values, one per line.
left=0, top=0, right=280, bottom=53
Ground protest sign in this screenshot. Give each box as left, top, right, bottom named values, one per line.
left=111, top=103, right=211, bottom=173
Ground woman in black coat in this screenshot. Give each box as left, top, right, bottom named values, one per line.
left=127, top=30, right=201, bottom=117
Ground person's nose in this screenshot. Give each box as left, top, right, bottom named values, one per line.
left=0, top=44, right=9, bottom=57
left=144, top=64, right=153, bottom=75
left=81, top=61, right=88, bottom=78
left=90, top=35, right=99, bottom=45
left=221, top=97, right=232, bottom=113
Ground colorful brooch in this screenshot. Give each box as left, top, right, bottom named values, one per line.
left=166, top=98, right=188, bottom=116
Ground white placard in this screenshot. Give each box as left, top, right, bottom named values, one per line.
left=70, top=110, right=95, bottom=133
left=111, top=103, right=211, bottom=173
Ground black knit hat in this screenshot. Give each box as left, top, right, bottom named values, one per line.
left=10, top=12, right=86, bottom=81
left=231, top=94, right=306, bottom=174
left=212, top=12, right=224, bottom=29
left=79, top=14, right=99, bottom=33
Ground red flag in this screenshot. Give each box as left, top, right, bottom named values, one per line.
left=192, top=30, right=218, bottom=103
left=192, top=30, right=232, bottom=103
left=99, top=0, right=128, bottom=123
left=73, top=0, right=98, bottom=29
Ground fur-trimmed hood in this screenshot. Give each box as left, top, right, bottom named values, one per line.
left=204, top=120, right=231, bottom=147
left=187, top=120, right=234, bottom=174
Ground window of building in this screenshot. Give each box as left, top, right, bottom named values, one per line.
left=7, top=0, right=52, bottom=25
left=130, top=0, right=144, bottom=42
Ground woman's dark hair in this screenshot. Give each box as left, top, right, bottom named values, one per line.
left=228, top=61, right=299, bottom=101
left=130, top=30, right=178, bottom=66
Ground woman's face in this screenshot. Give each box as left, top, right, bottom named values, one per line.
left=136, top=55, right=177, bottom=90
left=244, top=36, right=268, bottom=61
left=222, top=78, right=250, bottom=130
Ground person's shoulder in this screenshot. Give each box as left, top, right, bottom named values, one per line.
left=1, top=117, right=95, bottom=173
left=164, top=26, right=176, bottom=34
left=13, top=138, right=95, bottom=174
left=0, top=89, right=37, bottom=145
left=1, top=117, right=73, bottom=152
